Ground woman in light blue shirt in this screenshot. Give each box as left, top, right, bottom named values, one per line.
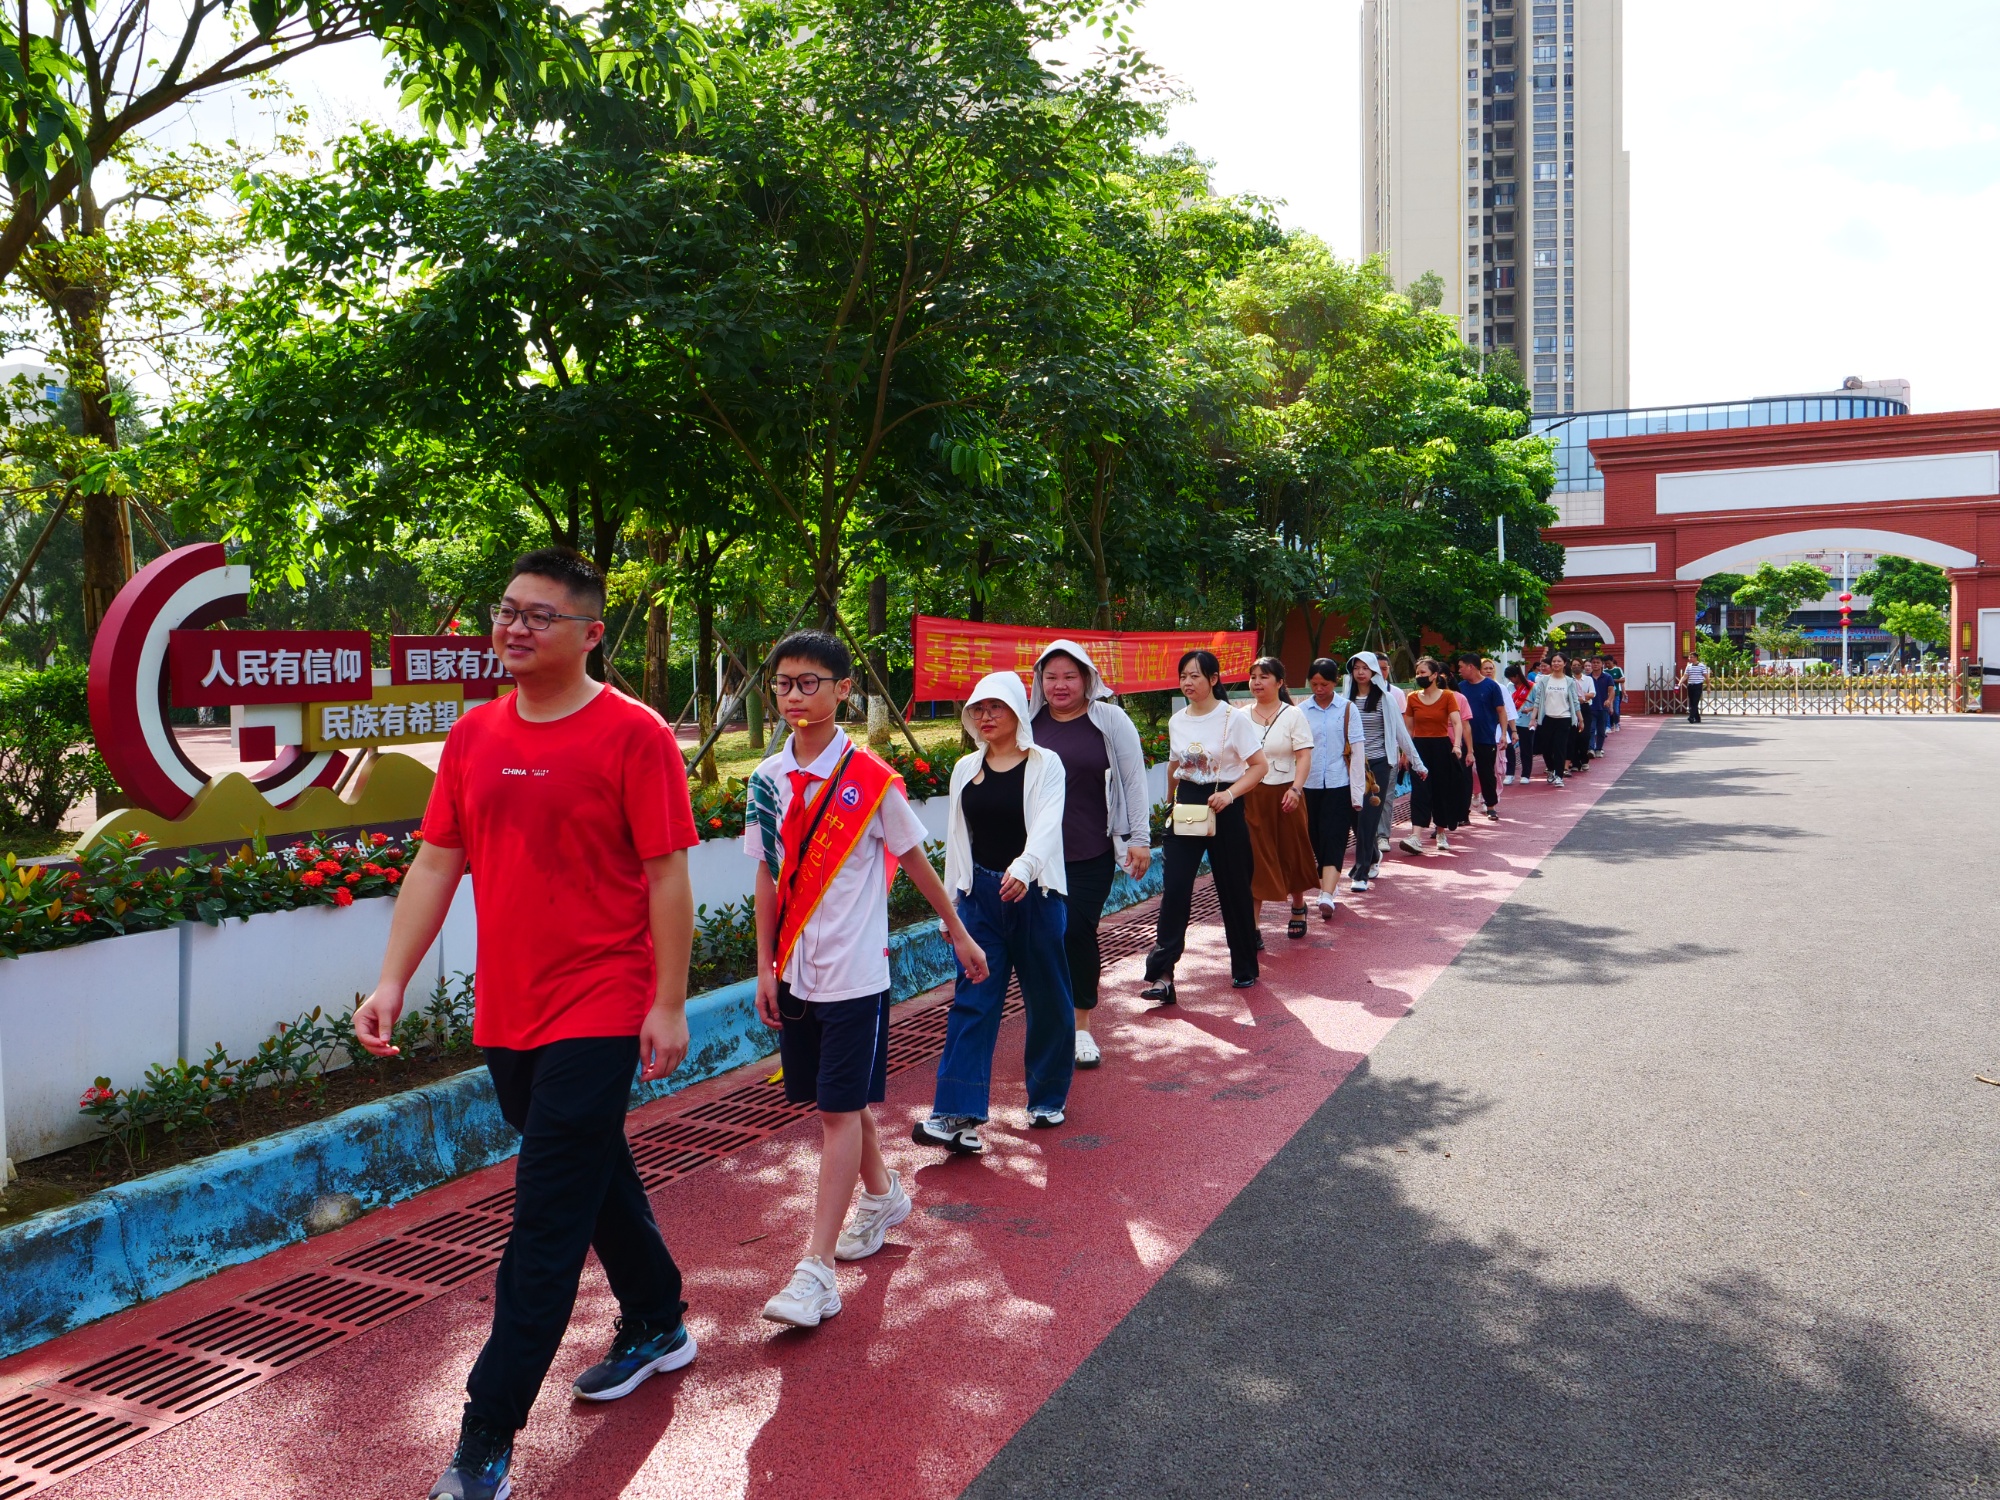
left=1298, top=658, right=1367, bottom=920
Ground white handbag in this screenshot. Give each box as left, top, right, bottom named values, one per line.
left=1171, top=800, right=1216, bottom=840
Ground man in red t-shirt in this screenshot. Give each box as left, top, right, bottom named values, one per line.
left=355, top=548, right=698, bottom=1500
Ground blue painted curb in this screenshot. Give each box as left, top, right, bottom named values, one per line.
left=0, top=862, right=1163, bottom=1359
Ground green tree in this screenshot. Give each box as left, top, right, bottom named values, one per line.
left=1855, top=555, right=1950, bottom=662
left=1733, top=561, right=1828, bottom=622
left=1877, top=600, right=1948, bottom=661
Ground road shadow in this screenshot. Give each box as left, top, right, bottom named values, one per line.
left=962, top=1064, right=1999, bottom=1499
left=1455, top=904, right=1736, bottom=986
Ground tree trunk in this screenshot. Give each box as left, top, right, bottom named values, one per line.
left=694, top=584, right=718, bottom=784
left=866, top=572, right=892, bottom=749
left=643, top=531, right=673, bottom=715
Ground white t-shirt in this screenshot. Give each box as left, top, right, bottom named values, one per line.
left=1168, top=702, right=1264, bottom=786
left=1577, top=674, right=1596, bottom=705
left=1249, top=702, right=1316, bottom=785
left=1684, top=661, right=1710, bottom=684
left=743, top=728, right=928, bottom=1002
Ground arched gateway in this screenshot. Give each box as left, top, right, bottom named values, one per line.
left=1545, top=409, right=2000, bottom=708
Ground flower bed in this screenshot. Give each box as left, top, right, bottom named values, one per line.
left=1, top=830, right=409, bottom=959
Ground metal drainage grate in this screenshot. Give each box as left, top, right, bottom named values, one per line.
left=0, top=886, right=1182, bottom=1494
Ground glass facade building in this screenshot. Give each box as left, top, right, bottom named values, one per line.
left=1532, top=392, right=1910, bottom=511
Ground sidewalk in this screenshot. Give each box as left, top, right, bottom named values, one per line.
left=6, top=724, right=1660, bottom=1499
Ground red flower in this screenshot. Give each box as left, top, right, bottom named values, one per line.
left=914, top=759, right=931, bottom=773
left=708, top=816, right=723, bottom=829
left=384, top=869, right=401, bottom=884
left=344, top=872, right=362, bottom=885
left=370, top=832, right=388, bottom=846
left=70, top=910, right=90, bottom=924
left=299, top=870, right=325, bottom=887
left=316, top=859, right=343, bottom=876
left=362, top=863, right=383, bottom=876
left=130, top=833, right=149, bottom=846
left=79, top=1085, right=114, bottom=1107
left=332, top=887, right=354, bottom=907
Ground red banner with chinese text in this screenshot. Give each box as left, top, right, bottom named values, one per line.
left=911, top=616, right=1258, bottom=700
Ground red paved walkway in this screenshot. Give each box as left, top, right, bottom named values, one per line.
left=14, top=722, right=1660, bottom=1499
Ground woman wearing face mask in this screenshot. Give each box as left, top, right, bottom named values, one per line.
left=916, top=672, right=1074, bottom=1154
left=1243, top=656, right=1320, bottom=941
left=1299, top=657, right=1366, bottom=919
left=1337, top=651, right=1425, bottom=890
left=1141, top=650, right=1269, bottom=1004
left=1026, top=641, right=1154, bottom=1072
left=1503, top=662, right=1533, bottom=784
left=1400, top=656, right=1465, bottom=855
left=1526, top=652, right=1581, bottom=788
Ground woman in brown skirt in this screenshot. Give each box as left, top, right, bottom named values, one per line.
left=1243, top=656, right=1321, bottom=940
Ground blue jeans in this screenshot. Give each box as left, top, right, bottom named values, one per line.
left=932, top=868, right=1075, bottom=1120
left=1590, top=704, right=1610, bottom=752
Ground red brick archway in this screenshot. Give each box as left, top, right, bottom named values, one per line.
left=1545, top=408, right=2000, bottom=709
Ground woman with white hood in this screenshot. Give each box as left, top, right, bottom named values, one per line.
left=915, top=671, right=1075, bottom=1154
left=1028, top=641, right=1154, bottom=1071
left=1338, top=651, right=1426, bottom=890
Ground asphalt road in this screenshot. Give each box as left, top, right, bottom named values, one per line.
left=965, top=717, right=2000, bottom=1499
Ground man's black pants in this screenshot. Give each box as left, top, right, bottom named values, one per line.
left=1473, top=740, right=1500, bottom=810
left=1687, top=683, right=1704, bottom=723
left=466, top=1036, right=684, bottom=1433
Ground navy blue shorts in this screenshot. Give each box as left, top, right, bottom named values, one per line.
left=777, top=985, right=891, bottom=1113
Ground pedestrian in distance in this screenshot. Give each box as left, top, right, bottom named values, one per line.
left=1243, top=656, right=1322, bottom=941
left=1340, top=651, right=1426, bottom=889
left=1589, top=656, right=1615, bottom=755
left=1570, top=662, right=1596, bottom=773
left=1026, top=641, right=1154, bottom=1073
left=1503, top=662, right=1533, bottom=783
left=1607, top=657, right=1625, bottom=730
left=917, top=671, right=1076, bottom=1153
left=1450, top=674, right=1477, bottom=827
left=1679, top=655, right=1709, bottom=723
left=1401, top=656, right=1466, bottom=855
left=745, top=631, right=989, bottom=1329
left=1142, top=650, right=1269, bottom=1004
left=1458, top=653, right=1512, bottom=821
left=353, top=549, right=700, bottom=1500
left=1299, top=657, right=1367, bottom=919
left=1526, top=652, right=1582, bottom=788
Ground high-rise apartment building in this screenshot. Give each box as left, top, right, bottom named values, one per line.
left=1361, top=0, right=1630, bottom=414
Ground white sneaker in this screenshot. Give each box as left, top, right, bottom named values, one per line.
left=1316, top=890, right=1336, bottom=922
left=1436, top=831, right=1452, bottom=852
left=1398, top=835, right=1425, bottom=855
left=912, top=1115, right=984, bottom=1154
left=834, top=1171, right=911, bottom=1261
left=1074, top=1031, right=1102, bottom=1069
left=762, top=1257, right=841, bottom=1327
left=1503, top=774, right=1515, bottom=786
left=1350, top=877, right=1371, bottom=893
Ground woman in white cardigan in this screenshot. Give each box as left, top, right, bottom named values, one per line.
left=915, top=670, right=1074, bottom=1155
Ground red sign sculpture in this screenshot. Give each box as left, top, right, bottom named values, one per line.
left=168, top=629, right=373, bottom=707
left=388, top=635, right=511, bottom=698
left=911, top=615, right=1258, bottom=700
left=89, top=545, right=352, bottom=820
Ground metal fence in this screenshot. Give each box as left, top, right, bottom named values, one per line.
left=1643, top=668, right=1975, bottom=716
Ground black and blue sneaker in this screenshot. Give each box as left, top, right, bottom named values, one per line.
left=429, top=1415, right=513, bottom=1500
left=571, top=1316, right=698, bottom=1402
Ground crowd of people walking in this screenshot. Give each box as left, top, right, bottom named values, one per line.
left=351, top=545, right=1630, bottom=1500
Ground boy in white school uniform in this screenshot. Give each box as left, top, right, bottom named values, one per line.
left=744, top=631, right=987, bottom=1328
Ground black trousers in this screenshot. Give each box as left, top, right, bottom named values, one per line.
left=1473, top=740, right=1500, bottom=810
left=1352, top=757, right=1391, bottom=877
left=1305, top=786, right=1363, bottom=880
left=1538, top=717, right=1571, bottom=776
left=1686, top=683, right=1704, bottom=723
left=1516, top=725, right=1535, bottom=780
left=1409, top=737, right=1463, bottom=830
left=1062, top=850, right=1118, bottom=1011
left=467, top=1036, right=684, bottom=1433
left=1147, top=795, right=1259, bottom=985
left=1567, top=715, right=1590, bottom=771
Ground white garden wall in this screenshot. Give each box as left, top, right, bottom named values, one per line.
left=1, top=928, right=180, bottom=1161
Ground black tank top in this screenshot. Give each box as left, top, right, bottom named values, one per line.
left=962, top=758, right=1028, bottom=872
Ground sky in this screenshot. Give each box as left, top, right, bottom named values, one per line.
left=196, top=0, right=2000, bottom=415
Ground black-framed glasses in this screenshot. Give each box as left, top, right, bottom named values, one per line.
left=771, top=672, right=834, bottom=696
left=490, top=603, right=600, bottom=632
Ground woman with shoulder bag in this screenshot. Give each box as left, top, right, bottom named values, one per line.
left=1243, top=656, right=1321, bottom=941
left=1299, top=657, right=1368, bottom=919
left=1337, top=652, right=1424, bottom=890
left=916, top=672, right=1075, bottom=1155
left=1141, top=650, right=1268, bottom=1005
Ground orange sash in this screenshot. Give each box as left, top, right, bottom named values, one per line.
left=774, top=745, right=904, bottom=980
